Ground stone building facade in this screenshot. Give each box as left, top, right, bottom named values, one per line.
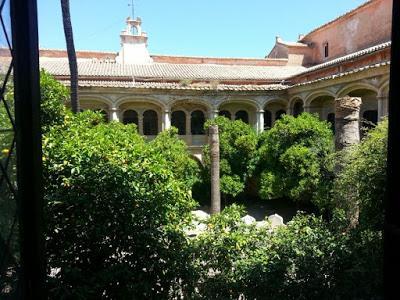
left=39, top=0, right=392, bottom=160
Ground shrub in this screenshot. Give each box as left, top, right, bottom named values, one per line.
left=43, top=111, right=197, bottom=299
left=150, top=127, right=201, bottom=189
left=333, top=119, right=387, bottom=230
left=190, top=206, right=382, bottom=299
left=257, top=113, right=334, bottom=203
left=203, top=117, right=258, bottom=199
left=39, top=70, right=68, bottom=130
left=190, top=204, right=272, bottom=299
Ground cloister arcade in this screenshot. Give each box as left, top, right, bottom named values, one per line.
left=76, top=77, right=389, bottom=153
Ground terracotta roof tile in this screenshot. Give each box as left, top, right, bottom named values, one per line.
left=290, top=60, right=390, bottom=88
left=40, top=59, right=305, bottom=81
left=290, top=41, right=391, bottom=77
left=60, top=80, right=288, bottom=91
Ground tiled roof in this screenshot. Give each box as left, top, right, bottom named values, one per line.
left=290, top=41, right=391, bottom=77
left=60, top=80, right=288, bottom=91
left=290, top=60, right=390, bottom=88
left=40, top=59, right=306, bottom=81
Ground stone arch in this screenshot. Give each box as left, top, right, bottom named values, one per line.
left=218, top=99, right=258, bottom=126
left=122, top=109, right=139, bottom=126
left=264, top=98, right=287, bottom=127
left=304, top=90, right=336, bottom=107
left=264, top=110, right=272, bottom=129
left=378, top=80, right=390, bottom=97
left=275, top=109, right=286, bottom=121
left=171, top=110, right=186, bottom=135
left=190, top=154, right=205, bottom=167
left=337, top=84, right=379, bottom=129
left=118, top=100, right=163, bottom=135
left=168, top=98, right=212, bottom=114
left=336, top=83, right=379, bottom=98
left=79, top=97, right=112, bottom=121
left=263, top=97, right=288, bottom=107
left=307, top=94, right=335, bottom=120
left=191, top=110, right=206, bottom=135
left=217, top=98, right=259, bottom=110
left=235, top=110, right=249, bottom=124
left=143, top=109, right=159, bottom=135
left=116, top=96, right=167, bottom=110
left=79, top=95, right=114, bottom=107
left=289, top=97, right=305, bottom=117
left=218, top=110, right=232, bottom=120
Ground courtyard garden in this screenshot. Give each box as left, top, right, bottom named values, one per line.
left=2, top=72, right=384, bottom=299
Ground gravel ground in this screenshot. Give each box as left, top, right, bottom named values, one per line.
left=198, top=197, right=306, bottom=222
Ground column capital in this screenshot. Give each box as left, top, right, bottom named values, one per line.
left=257, top=109, right=265, bottom=113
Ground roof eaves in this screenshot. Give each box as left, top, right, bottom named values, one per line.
left=288, top=41, right=391, bottom=78
left=289, top=60, right=390, bottom=88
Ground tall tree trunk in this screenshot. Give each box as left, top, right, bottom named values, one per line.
left=209, top=125, right=220, bottom=214
left=335, top=96, right=362, bottom=230
left=61, top=0, right=79, bottom=113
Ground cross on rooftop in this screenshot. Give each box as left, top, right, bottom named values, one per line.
left=128, top=0, right=135, bottom=19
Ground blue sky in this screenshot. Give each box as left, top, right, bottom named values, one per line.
left=38, top=0, right=366, bottom=58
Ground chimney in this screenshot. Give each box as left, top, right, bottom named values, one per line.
left=116, top=17, right=153, bottom=65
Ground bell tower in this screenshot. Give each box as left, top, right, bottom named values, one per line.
left=116, top=17, right=153, bottom=64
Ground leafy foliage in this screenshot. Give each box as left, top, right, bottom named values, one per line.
left=150, top=127, right=201, bottom=189
left=256, top=113, right=334, bottom=203
left=203, top=117, right=258, bottom=199
left=39, top=70, right=68, bottom=131
left=43, top=111, right=197, bottom=299
left=333, top=119, right=387, bottom=229
left=190, top=205, right=382, bottom=299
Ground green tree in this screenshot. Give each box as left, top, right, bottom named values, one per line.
left=333, top=119, right=387, bottom=230
left=43, top=111, right=197, bottom=298
left=256, top=113, right=334, bottom=204
left=39, top=70, right=68, bottom=131
left=203, top=117, right=258, bottom=199
left=150, top=127, right=200, bottom=189
left=190, top=206, right=382, bottom=299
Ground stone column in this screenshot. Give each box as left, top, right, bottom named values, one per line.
left=110, top=106, right=120, bottom=122
left=186, top=112, right=192, bottom=145
left=209, top=125, right=220, bottom=214
left=163, top=109, right=171, bottom=131
left=303, top=105, right=311, bottom=113
left=209, top=109, right=219, bottom=120
left=256, top=110, right=264, bottom=133
left=334, top=96, right=362, bottom=151
left=377, top=96, right=389, bottom=120
left=138, top=114, right=144, bottom=135
left=335, top=96, right=362, bottom=230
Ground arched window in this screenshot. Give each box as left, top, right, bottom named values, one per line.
left=235, top=110, right=249, bottom=124
left=362, top=110, right=378, bottom=130
left=293, top=101, right=304, bottom=117
left=264, top=110, right=272, bottom=129
left=95, top=109, right=109, bottom=122
left=172, top=110, right=186, bottom=135
left=219, top=110, right=231, bottom=120
left=123, top=109, right=138, bottom=126
left=275, top=110, right=286, bottom=121
left=143, top=110, right=158, bottom=135
left=191, top=110, right=205, bottom=135
left=327, top=113, right=335, bottom=133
